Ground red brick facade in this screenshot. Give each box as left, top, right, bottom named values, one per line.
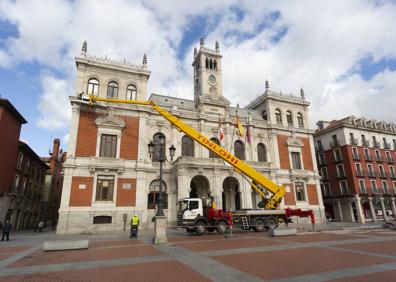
left=277, top=135, right=290, bottom=169
left=69, top=176, right=94, bottom=206
left=116, top=178, right=137, bottom=206
left=307, top=184, right=319, bottom=205
left=119, top=116, right=139, bottom=160
left=75, top=111, right=98, bottom=157
left=283, top=183, right=296, bottom=205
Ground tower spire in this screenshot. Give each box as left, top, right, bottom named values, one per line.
left=194, top=47, right=197, bottom=57
left=265, top=80, right=269, bottom=91
left=215, top=41, right=219, bottom=52
left=200, top=37, right=204, bottom=48
left=300, top=87, right=305, bottom=100
left=143, top=53, right=147, bottom=65
left=81, top=40, right=87, bottom=56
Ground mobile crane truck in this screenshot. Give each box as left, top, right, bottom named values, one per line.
left=86, top=94, right=315, bottom=235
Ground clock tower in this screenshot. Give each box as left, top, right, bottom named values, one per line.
left=192, top=38, right=229, bottom=112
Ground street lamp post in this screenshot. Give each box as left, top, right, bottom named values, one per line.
left=148, top=135, right=176, bottom=244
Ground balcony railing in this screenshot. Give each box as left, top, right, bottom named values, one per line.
left=390, top=172, right=396, bottom=179
left=367, top=171, right=377, bottom=178
left=365, top=155, right=372, bottom=162
left=350, top=138, right=358, bottom=145
left=352, top=153, right=361, bottom=161
left=384, top=142, right=391, bottom=150
left=379, top=171, right=387, bottom=178
left=376, top=156, right=383, bottom=162
left=356, top=170, right=364, bottom=177
left=373, top=141, right=381, bottom=148
left=362, top=140, right=370, bottom=147
left=330, top=140, right=339, bottom=148
left=387, top=156, right=394, bottom=164
left=337, top=173, right=347, bottom=179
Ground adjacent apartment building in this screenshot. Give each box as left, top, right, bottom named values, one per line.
left=57, top=40, right=325, bottom=234
left=315, top=116, right=396, bottom=223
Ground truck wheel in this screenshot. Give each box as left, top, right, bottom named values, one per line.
left=265, top=218, right=278, bottom=231
left=253, top=218, right=265, bottom=232
left=186, top=228, right=194, bottom=233
left=216, top=220, right=228, bottom=234
left=194, top=221, right=206, bottom=235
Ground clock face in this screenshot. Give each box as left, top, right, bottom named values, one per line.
left=208, top=75, right=216, bottom=84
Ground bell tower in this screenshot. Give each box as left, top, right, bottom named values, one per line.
left=192, top=38, right=226, bottom=105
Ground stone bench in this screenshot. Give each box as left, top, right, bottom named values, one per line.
left=270, top=227, right=297, bottom=237
left=43, top=239, right=89, bottom=251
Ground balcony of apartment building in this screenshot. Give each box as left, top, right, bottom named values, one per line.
left=355, top=168, right=364, bottom=177
left=367, top=170, right=377, bottom=178
left=337, top=171, right=347, bottom=180
left=350, top=137, right=358, bottom=146
left=330, top=140, right=339, bottom=148
left=352, top=152, right=361, bottom=161
left=364, top=153, right=373, bottom=162
left=384, top=142, right=391, bottom=150
left=375, top=154, right=383, bottom=163
left=379, top=170, right=387, bottom=179
left=386, top=155, right=394, bottom=164
left=362, top=139, right=370, bottom=147
left=373, top=140, right=381, bottom=149
left=390, top=171, right=396, bottom=179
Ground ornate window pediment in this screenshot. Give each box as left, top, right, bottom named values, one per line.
left=287, top=136, right=304, bottom=147
left=95, top=115, right=125, bottom=129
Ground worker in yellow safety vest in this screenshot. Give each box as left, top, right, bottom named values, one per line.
left=130, top=215, right=139, bottom=239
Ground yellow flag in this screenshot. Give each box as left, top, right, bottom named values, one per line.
left=235, top=114, right=244, bottom=137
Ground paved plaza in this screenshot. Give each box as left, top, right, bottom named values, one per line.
left=1, top=224, right=396, bottom=281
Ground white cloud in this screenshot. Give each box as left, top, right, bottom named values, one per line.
left=0, top=0, right=395, bottom=132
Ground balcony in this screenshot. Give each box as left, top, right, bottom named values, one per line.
left=375, top=156, right=383, bottom=162
left=337, top=173, right=347, bottom=180
left=384, top=142, right=391, bottom=150
left=350, top=138, right=358, bottom=145
left=330, top=140, right=339, bottom=148
left=368, top=171, right=377, bottom=178
left=352, top=153, right=361, bottom=161
left=387, top=156, right=394, bottom=164
left=390, top=172, right=396, bottom=179
left=316, top=144, right=324, bottom=151
left=373, top=141, right=381, bottom=149
left=362, top=140, right=370, bottom=147
left=355, top=170, right=364, bottom=177
left=379, top=171, right=387, bottom=178
left=365, top=155, right=372, bottom=162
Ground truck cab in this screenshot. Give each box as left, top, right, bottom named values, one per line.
left=177, top=198, right=204, bottom=226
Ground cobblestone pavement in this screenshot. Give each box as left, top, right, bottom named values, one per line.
left=1, top=223, right=396, bottom=282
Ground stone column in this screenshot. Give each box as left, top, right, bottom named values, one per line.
left=368, top=197, right=377, bottom=222
left=337, top=200, right=344, bottom=221
left=391, top=197, right=396, bottom=219
left=380, top=197, right=388, bottom=221
left=354, top=196, right=365, bottom=223
left=67, top=104, right=80, bottom=157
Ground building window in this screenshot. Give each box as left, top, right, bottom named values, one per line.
left=379, top=165, right=386, bottom=177
left=336, top=164, right=345, bottom=178
left=25, top=158, right=30, bottom=173
left=352, top=147, right=360, bottom=160
left=371, top=180, right=378, bottom=193
left=13, top=174, right=20, bottom=192
left=291, top=152, right=302, bottom=169
left=295, top=182, right=306, bottom=201
left=323, top=183, right=331, bottom=196
left=87, top=78, right=99, bottom=96
left=355, top=163, right=363, bottom=176
left=390, top=166, right=396, bottom=178
left=359, top=180, right=366, bottom=194
left=286, top=111, right=293, bottom=125
left=257, top=143, right=267, bottom=162
left=331, top=135, right=339, bottom=147
left=181, top=135, right=194, bottom=157
left=318, top=153, right=325, bottom=165
left=95, top=175, right=114, bottom=201
left=320, top=167, right=328, bottom=179
left=383, top=181, right=389, bottom=194
left=152, top=133, right=166, bottom=161
left=375, top=150, right=382, bottom=162
left=93, top=216, right=112, bottom=224
left=262, top=110, right=268, bottom=120
left=17, top=152, right=23, bottom=169
left=275, top=109, right=282, bottom=123
left=339, top=181, right=349, bottom=195
left=297, top=113, right=304, bottom=127
left=333, top=149, right=342, bottom=162
left=393, top=181, right=396, bottom=193
left=99, top=134, right=117, bottom=158
left=147, top=179, right=168, bottom=209
left=126, top=85, right=137, bottom=100
left=209, top=138, right=220, bottom=158
left=234, top=140, right=245, bottom=160
left=107, top=81, right=119, bottom=98
left=364, top=148, right=371, bottom=161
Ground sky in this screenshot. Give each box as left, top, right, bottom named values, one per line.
left=0, top=0, right=396, bottom=156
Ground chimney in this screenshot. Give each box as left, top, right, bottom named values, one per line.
left=52, top=138, right=60, bottom=163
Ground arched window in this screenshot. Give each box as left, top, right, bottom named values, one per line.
left=257, top=143, right=267, bottom=162
left=147, top=179, right=168, bottom=209
left=107, top=81, right=118, bottom=98
left=152, top=132, right=166, bottom=162
left=286, top=111, right=293, bottom=125
left=209, top=59, right=213, bottom=69
left=205, top=58, right=209, bottom=69
left=297, top=113, right=304, bottom=127
left=214, top=59, right=217, bottom=70
left=87, top=78, right=99, bottom=96
left=234, top=140, right=245, bottom=160
left=209, top=138, right=220, bottom=158
left=262, top=110, right=268, bottom=120
left=126, top=85, right=137, bottom=100
left=275, top=109, right=282, bottom=124
left=181, top=135, right=194, bottom=157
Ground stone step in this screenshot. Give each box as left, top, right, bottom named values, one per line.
left=270, top=228, right=297, bottom=237
left=43, top=239, right=89, bottom=251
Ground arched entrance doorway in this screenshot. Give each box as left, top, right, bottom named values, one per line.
left=222, top=177, right=240, bottom=211
left=190, top=175, right=210, bottom=198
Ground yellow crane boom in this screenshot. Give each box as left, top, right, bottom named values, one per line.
left=87, top=95, right=285, bottom=209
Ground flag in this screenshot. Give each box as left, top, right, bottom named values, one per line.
left=246, top=116, right=251, bottom=145
left=234, top=112, right=244, bottom=137
left=218, top=116, right=224, bottom=144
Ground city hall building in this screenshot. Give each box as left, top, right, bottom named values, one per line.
left=57, top=40, right=325, bottom=234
